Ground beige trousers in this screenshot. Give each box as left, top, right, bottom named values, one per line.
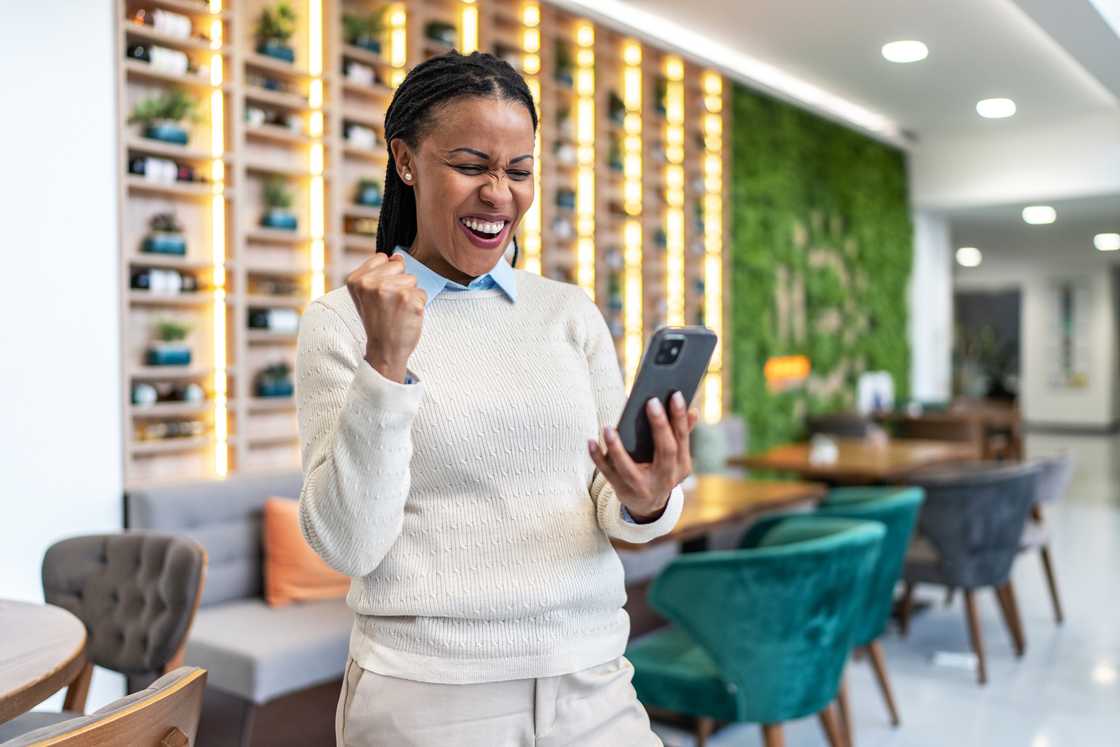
left=335, top=655, right=663, bottom=746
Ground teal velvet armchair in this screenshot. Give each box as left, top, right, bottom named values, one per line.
left=627, top=518, right=884, bottom=747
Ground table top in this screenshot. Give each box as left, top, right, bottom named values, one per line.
left=732, top=437, right=979, bottom=484
left=0, top=599, right=87, bottom=723
left=613, top=475, right=827, bottom=550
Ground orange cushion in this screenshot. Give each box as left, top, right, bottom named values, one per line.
left=262, top=497, right=351, bottom=607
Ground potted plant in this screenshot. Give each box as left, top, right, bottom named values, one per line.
left=425, top=20, right=456, bottom=47
left=128, top=89, right=201, bottom=145
left=261, top=176, right=298, bottom=230
left=654, top=76, right=667, bottom=117
left=608, top=90, right=625, bottom=126
left=146, top=318, right=192, bottom=366
left=355, top=178, right=382, bottom=208
left=142, top=212, right=187, bottom=256
left=255, top=1, right=296, bottom=63
left=343, top=8, right=386, bottom=54
left=554, top=40, right=573, bottom=87
left=255, top=361, right=294, bottom=398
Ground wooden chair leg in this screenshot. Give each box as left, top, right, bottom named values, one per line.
left=836, top=670, right=854, bottom=747
left=818, top=703, right=845, bottom=747
left=695, top=716, right=715, bottom=747
left=62, top=660, right=93, bottom=714
left=762, top=723, right=785, bottom=747
left=1039, top=546, right=1065, bottom=624
left=995, top=582, right=1026, bottom=657
left=898, top=582, right=915, bottom=637
left=866, top=641, right=901, bottom=726
left=963, top=590, right=987, bottom=685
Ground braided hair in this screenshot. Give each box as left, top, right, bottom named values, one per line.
left=376, top=50, right=539, bottom=268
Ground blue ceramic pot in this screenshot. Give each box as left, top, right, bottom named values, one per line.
left=261, top=209, right=298, bottom=231
left=354, top=36, right=381, bottom=55
left=256, top=380, right=294, bottom=398
left=144, top=121, right=189, bottom=145
left=146, top=344, right=191, bottom=367
left=142, top=232, right=187, bottom=256
left=257, top=39, right=295, bottom=63
left=357, top=185, right=382, bottom=207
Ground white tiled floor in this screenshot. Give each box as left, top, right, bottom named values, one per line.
left=651, top=432, right=1120, bottom=747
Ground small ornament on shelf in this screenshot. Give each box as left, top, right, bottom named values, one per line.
left=555, top=106, right=573, bottom=141
left=343, top=121, right=378, bottom=150
left=255, top=1, right=297, bottom=63
left=550, top=217, right=573, bottom=240
left=343, top=59, right=379, bottom=87
left=128, top=89, right=201, bottom=145
left=126, top=42, right=206, bottom=77
left=261, top=177, right=298, bottom=231
left=249, top=307, right=299, bottom=333
left=346, top=216, right=379, bottom=237
left=554, top=40, right=574, bottom=87
left=343, top=9, right=387, bottom=55
left=255, top=362, right=294, bottom=398
left=136, top=419, right=205, bottom=441
left=492, top=43, right=519, bottom=69
left=132, top=381, right=205, bottom=408
left=553, top=140, right=576, bottom=166
left=142, top=212, right=188, bottom=256
left=129, top=155, right=205, bottom=185
left=146, top=318, right=193, bottom=367
left=654, top=76, right=667, bottom=117
left=129, top=8, right=193, bottom=40
left=131, top=267, right=200, bottom=295
left=608, top=91, right=625, bottom=126
left=424, top=21, right=456, bottom=48
left=555, top=188, right=576, bottom=210
left=355, top=178, right=382, bottom=208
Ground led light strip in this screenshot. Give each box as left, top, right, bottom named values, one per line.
left=521, top=3, right=543, bottom=275
left=701, top=70, right=724, bottom=422
left=309, top=0, right=325, bottom=300
left=574, top=22, right=596, bottom=298
left=664, top=55, right=685, bottom=327
left=209, top=1, right=227, bottom=477
left=388, top=5, right=407, bottom=88
left=461, top=0, right=478, bottom=54
left=621, top=40, right=643, bottom=387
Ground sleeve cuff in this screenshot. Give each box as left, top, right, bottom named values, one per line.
left=348, top=359, right=425, bottom=415
left=603, top=483, right=684, bottom=544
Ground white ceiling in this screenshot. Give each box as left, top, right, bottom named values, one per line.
left=623, top=0, right=1119, bottom=140
left=948, top=194, right=1120, bottom=257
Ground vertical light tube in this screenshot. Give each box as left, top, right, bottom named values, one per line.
left=622, top=40, right=643, bottom=388
left=209, top=4, right=227, bottom=477
left=701, top=71, right=723, bottom=422
left=575, top=22, right=596, bottom=298
left=389, top=5, right=407, bottom=88
left=521, top=3, right=542, bottom=275
left=309, top=0, right=325, bottom=300
left=461, top=0, right=478, bottom=54
left=664, top=56, right=685, bottom=327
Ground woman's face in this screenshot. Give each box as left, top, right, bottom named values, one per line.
left=392, top=96, right=535, bottom=284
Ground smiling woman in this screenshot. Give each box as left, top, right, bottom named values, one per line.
left=295, top=50, right=697, bottom=747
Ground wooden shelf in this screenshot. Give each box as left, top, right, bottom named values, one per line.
left=126, top=137, right=223, bottom=162
left=245, top=123, right=314, bottom=145
left=123, top=59, right=217, bottom=90
left=244, top=86, right=309, bottom=111
left=342, top=144, right=385, bottom=161
left=245, top=294, right=306, bottom=308
left=126, top=176, right=215, bottom=199
left=342, top=204, right=381, bottom=219
left=130, top=401, right=213, bottom=417
left=341, top=80, right=394, bottom=99
left=341, top=44, right=392, bottom=68
left=128, top=290, right=213, bottom=307
left=244, top=53, right=313, bottom=80
left=246, top=330, right=299, bottom=344
left=248, top=397, right=296, bottom=412
left=123, top=22, right=231, bottom=54
left=243, top=159, right=314, bottom=178
left=127, top=254, right=216, bottom=271
left=245, top=228, right=310, bottom=245
left=129, top=365, right=212, bottom=380
left=130, top=435, right=214, bottom=455
left=131, top=0, right=232, bottom=20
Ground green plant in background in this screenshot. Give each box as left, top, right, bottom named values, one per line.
left=262, top=176, right=294, bottom=210
left=128, top=89, right=202, bottom=127
left=154, top=318, right=191, bottom=343
left=953, top=323, right=1014, bottom=397
left=730, top=85, right=913, bottom=451
left=343, top=8, right=387, bottom=46
left=256, top=1, right=296, bottom=44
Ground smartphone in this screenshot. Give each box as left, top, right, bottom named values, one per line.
left=616, top=326, right=718, bottom=463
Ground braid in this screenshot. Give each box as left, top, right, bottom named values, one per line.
left=376, top=51, right=538, bottom=268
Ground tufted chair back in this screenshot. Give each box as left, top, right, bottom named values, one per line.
left=41, top=532, right=207, bottom=678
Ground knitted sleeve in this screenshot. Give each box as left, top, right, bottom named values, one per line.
left=577, top=290, right=684, bottom=543
left=295, top=300, right=424, bottom=577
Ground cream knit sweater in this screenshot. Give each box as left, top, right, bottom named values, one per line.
left=295, top=269, right=684, bottom=684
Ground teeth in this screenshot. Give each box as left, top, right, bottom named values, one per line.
left=461, top=217, right=506, bottom=236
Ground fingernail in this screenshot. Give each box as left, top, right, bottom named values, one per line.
left=588, top=439, right=598, bottom=455
left=672, top=391, right=685, bottom=409
left=647, top=397, right=664, bottom=415
left=604, top=425, right=617, bottom=442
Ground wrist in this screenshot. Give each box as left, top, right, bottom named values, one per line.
left=364, top=350, right=406, bottom=384
left=626, top=496, right=670, bottom=524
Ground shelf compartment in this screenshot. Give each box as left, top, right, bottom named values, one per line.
left=127, top=254, right=217, bottom=271
left=128, top=290, right=214, bottom=307
left=341, top=80, right=394, bottom=100
left=342, top=144, right=385, bottom=161
left=130, top=365, right=213, bottom=380
left=243, top=159, right=316, bottom=178
left=246, top=330, right=299, bottom=344
left=245, top=294, right=307, bottom=308
left=342, top=204, right=380, bottom=220
left=341, top=44, right=392, bottom=69
left=123, top=59, right=219, bottom=90
left=244, top=85, right=310, bottom=111
left=244, top=123, right=315, bottom=145
left=248, top=397, right=296, bottom=412
left=123, top=22, right=231, bottom=54
left=126, top=176, right=215, bottom=199
left=245, top=228, right=311, bottom=245
left=130, top=435, right=214, bottom=455
left=126, top=137, right=225, bottom=162
left=127, top=0, right=232, bottom=20
left=244, top=53, right=314, bottom=81
left=129, top=401, right=214, bottom=417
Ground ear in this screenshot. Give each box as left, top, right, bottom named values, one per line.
left=389, top=138, right=414, bottom=185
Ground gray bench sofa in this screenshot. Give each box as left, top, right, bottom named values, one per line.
left=126, top=471, right=352, bottom=746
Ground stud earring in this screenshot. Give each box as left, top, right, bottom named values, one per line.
left=403, top=171, right=412, bottom=182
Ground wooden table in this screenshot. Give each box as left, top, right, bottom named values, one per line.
left=0, top=600, right=87, bottom=724
left=732, top=437, right=979, bottom=485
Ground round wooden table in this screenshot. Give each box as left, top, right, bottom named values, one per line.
left=0, top=600, right=87, bottom=724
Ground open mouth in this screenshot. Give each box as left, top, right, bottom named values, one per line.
left=458, top=216, right=511, bottom=248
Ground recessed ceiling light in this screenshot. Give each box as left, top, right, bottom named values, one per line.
left=1095, top=233, right=1120, bottom=252
left=882, top=40, right=928, bottom=63
left=1022, top=206, right=1057, bottom=225
left=956, top=247, right=982, bottom=267
left=976, top=98, right=1017, bottom=119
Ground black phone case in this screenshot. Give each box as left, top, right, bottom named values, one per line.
left=616, top=326, right=718, bottom=463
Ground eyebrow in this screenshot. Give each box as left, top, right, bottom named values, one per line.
left=447, top=147, right=534, bottom=164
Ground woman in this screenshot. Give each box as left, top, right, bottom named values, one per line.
left=296, top=51, right=699, bottom=746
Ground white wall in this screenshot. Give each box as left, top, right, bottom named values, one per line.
left=955, top=252, right=1120, bottom=429
left=0, top=0, right=125, bottom=708
left=909, top=211, right=954, bottom=402
left=910, top=112, right=1120, bottom=210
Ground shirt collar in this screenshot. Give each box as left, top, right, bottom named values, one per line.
left=391, top=245, right=518, bottom=306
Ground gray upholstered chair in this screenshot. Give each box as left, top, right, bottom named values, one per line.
left=0, top=533, right=206, bottom=742
left=898, top=461, right=1042, bottom=684
left=1, top=667, right=206, bottom=747
left=1019, top=454, right=1073, bottom=624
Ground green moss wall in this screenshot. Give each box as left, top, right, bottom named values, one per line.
left=729, top=85, right=913, bottom=451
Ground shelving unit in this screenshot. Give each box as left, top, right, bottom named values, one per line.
left=117, top=0, right=728, bottom=487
